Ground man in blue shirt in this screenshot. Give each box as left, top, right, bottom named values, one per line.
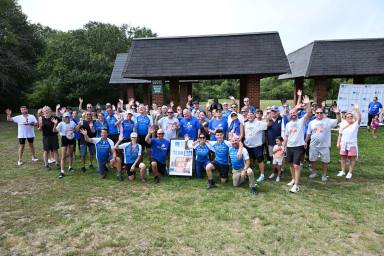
left=208, top=109, right=228, bottom=140
left=367, top=96, right=382, bottom=130
left=105, top=107, right=122, bottom=143
left=179, top=109, right=200, bottom=140
left=145, top=127, right=170, bottom=184
left=136, top=105, right=153, bottom=150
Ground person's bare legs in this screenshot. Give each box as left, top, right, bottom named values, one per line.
left=28, top=141, right=36, bottom=158
left=68, top=145, right=74, bottom=169
left=60, top=147, right=66, bottom=171
left=322, top=163, right=328, bottom=177
left=340, top=155, right=347, bottom=173
left=293, top=164, right=301, bottom=185
left=349, top=157, right=356, bottom=174
left=18, top=144, right=25, bottom=162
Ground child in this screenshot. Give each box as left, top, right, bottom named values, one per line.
left=272, top=136, right=285, bottom=182
left=371, top=114, right=379, bottom=138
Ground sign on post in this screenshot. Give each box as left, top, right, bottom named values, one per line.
left=168, top=140, right=193, bottom=176
left=152, top=80, right=163, bottom=94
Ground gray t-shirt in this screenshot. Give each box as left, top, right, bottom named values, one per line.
left=56, top=121, right=77, bottom=139
left=158, top=116, right=179, bottom=140
left=307, top=118, right=338, bottom=148
left=284, top=116, right=306, bottom=147
left=244, top=120, right=268, bottom=148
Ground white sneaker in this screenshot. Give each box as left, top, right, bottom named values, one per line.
left=48, top=159, right=55, bottom=164
left=289, top=184, right=300, bottom=193
left=337, top=171, right=346, bottom=177
left=268, top=173, right=275, bottom=179
left=17, top=160, right=23, bottom=166
left=256, top=175, right=265, bottom=182
left=276, top=176, right=280, bottom=182
left=266, top=161, right=271, bottom=164
left=287, top=179, right=295, bottom=186
left=346, top=172, right=352, bottom=179
left=31, top=157, right=38, bottom=162
left=309, top=172, right=318, bottom=179
left=321, top=176, right=329, bottom=182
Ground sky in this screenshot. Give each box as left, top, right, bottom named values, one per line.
left=18, top=0, right=384, bottom=53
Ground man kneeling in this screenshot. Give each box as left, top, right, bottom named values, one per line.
left=229, top=137, right=257, bottom=194
left=80, top=128, right=121, bottom=179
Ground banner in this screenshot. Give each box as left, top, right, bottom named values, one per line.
left=338, top=84, right=384, bottom=126
left=169, top=140, right=193, bottom=176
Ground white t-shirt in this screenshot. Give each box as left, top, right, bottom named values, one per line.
left=158, top=116, right=179, bottom=140
left=285, top=116, right=306, bottom=147
left=244, top=120, right=268, bottom=148
left=339, top=121, right=359, bottom=146
left=56, top=121, right=77, bottom=139
left=12, top=114, right=37, bottom=138
left=307, top=118, right=338, bottom=148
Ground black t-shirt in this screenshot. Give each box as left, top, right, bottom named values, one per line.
left=79, top=120, right=96, bottom=144
left=41, top=116, right=60, bottom=137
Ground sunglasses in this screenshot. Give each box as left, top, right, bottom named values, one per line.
left=157, top=133, right=164, bottom=135
left=167, top=112, right=174, bottom=114
left=199, top=137, right=206, bottom=139
left=316, top=112, right=323, bottom=114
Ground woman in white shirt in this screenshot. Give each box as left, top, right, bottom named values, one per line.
left=337, top=105, right=362, bottom=180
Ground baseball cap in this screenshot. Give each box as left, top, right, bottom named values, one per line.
left=230, top=112, right=238, bottom=117
left=271, top=106, right=279, bottom=112
left=130, top=132, right=138, bottom=138
left=63, top=112, right=71, bottom=118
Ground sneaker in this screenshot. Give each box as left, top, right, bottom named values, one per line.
left=346, top=172, right=352, bottom=180
left=276, top=176, right=280, bottom=182
left=48, top=159, right=55, bottom=164
left=89, top=164, right=94, bottom=168
left=309, top=172, right=318, bottom=179
left=287, top=179, right=295, bottom=186
left=250, top=187, right=257, bottom=194
left=207, top=180, right=216, bottom=189
left=68, top=167, right=74, bottom=172
left=17, top=160, right=23, bottom=166
left=58, top=172, right=65, bottom=179
left=337, top=171, right=346, bottom=177
left=100, top=174, right=107, bottom=179
left=268, top=173, right=275, bottom=179
left=289, top=184, right=299, bottom=193
left=81, top=167, right=86, bottom=173
left=31, top=157, right=38, bottom=162
left=44, top=164, right=51, bottom=171
left=266, top=161, right=271, bottom=164
left=256, top=175, right=265, bottom=182
left=321, top=175, right=329, bottom=182
left=154, top=176, right=160, bottom=184
left=117, top=175, right=124, bottom=181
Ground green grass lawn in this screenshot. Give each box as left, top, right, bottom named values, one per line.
left=0, top=120, right=384, bottom=255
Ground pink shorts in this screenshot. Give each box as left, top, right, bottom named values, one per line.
left=340, top=146, right=357, bottom=157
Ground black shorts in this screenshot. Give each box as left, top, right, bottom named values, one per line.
left=61, top=136, right=76, bottom=147
left=43, top=135, right=59, bottom=151
left=125, top=162, right=143, bottom=176
left=245, top=146, right=264, bottom=163
left=211, top=161, right=229, bottom=178
left=138, top=135, right=150, bottom=148
left=19, top=138, right=34, bottom=144
left=151, top=159, right=166, bottom=175
left=108, top=134, right=119, bottom=144
left=286, top=146, right=305, bottom=165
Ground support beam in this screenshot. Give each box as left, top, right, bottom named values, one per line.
left=142, top=83, right=151, bottom=106
left=314, top=77, right=327, bottom=105
left=240, top=75, right=260, bottom=109
left=179, top=82, right=192, bottom=109
left=126, top=84, right=135, bottom=102
left=294, top=78, right=304, bottom=104
left=169, top=79, right=179, bottom=107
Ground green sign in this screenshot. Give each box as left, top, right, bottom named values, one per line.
left=152, top=80, right=163, bottom=94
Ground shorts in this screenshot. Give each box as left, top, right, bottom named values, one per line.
left=245, top=146, right=264, bottom=163
left=195, top=160, right=210, bottom=179
left=309, top=147, right=330, bottom=163
left=211, top=160, right=229, bottom=179
left=61, top=136, right=76, bottom=147
left=286, top=146, right=305, bottom=165
left=138, top=135, right=150, bottom=148
left=79, top=143, right=96, bottom=157
left=125, top=162, right=143, bottom=176
left=19, top=138, right=34, bottom=144
left=340, top=146, right=357, bottom=157
left=273, top=158, right=283, bottom=166
left=151, top=159, right=166, bottom=175
left=42, top=135, right=59, bottom=151
left=108, top=134, right=119, bottom=144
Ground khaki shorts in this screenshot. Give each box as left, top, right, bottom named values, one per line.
left=309, top=147, right=330, bottom=163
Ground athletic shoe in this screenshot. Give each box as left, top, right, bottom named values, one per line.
left=321, top=175, right=329, bottom=182
left=289, top=184, right=299, bottom=193
left=346, top=172, right=352, bottom=180
left=81, top=167, right=86, bottom=173
left=276, top=176, right=280, bottom=182
left=100, top=174, right=107, bottom=179
left=44, top=164, right=51, bottom=171
left=68, top=167, right=74, bottom=172
left=17, top=161, right=23, bottom=166
left=256, top=175, right=265, bottom=182
left=337, top=171, right=346, bottom=177
left=287, top=179, right=295, bottom=186
left=309, top=172, right=318, bottom=179
left=266, top=161, right=271, bottom=164
left=268, top=173, right=275, bottom=179
left=58, top=172, right=65, bottom=179
left=154, top=176, right=160, bottom=184
left=31, top=157, right=38, bottom=162
left=250, top=187, right=257, bottom=194
left=117, top=175, right=124, bottom=181
left=207, top=180, right=216, bottom=189
left=89, top=164, right=94, bottom=168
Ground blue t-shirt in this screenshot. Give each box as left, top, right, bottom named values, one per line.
left=209, top=118, right=228, bottom=141
left=179, top=117, right=200, bottom=140
left=121, top=119, right=135, bottom=139
left=267, top=116, right=282, bottom=145
left=71, top=117, right=81, bottom=139
left=228, top=119, right=241, bottom=138
left=94, top=120, right=108, bottom=137
left=229, top=147, right=249, bottom=170
left=193, top=143, right=213, bottom=162
left=136, top=115, right=151, bottom=136
left=222, top=110, right=232, bottom=120
left=211, top=140, right=232, bottom=165
left=91, top=138, right=114, bottom=162
left=118, top=142, right=142, bottom=164
left=368, top=102, right=382, bottom=115
left=106, top=114, right=119, bottom=135
left=151, top=138, right=170, bottom=164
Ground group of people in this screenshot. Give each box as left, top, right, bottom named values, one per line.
left=5, top=91, right=364, bottom=193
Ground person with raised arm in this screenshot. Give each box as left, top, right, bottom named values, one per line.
left=184, top=133, right=213, bottom=179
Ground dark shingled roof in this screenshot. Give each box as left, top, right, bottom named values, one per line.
left=109, top=53, right=150, bottom=84
left=123, top=32, right=290, bottom=79
left=279, top=38, right=384, bottom=79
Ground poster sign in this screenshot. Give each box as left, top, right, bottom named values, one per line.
left=152, top=80, right=163, bottom=94
left=169, top=140, right=193, bottom=176
left=337, top=84, right=384, bottom=126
